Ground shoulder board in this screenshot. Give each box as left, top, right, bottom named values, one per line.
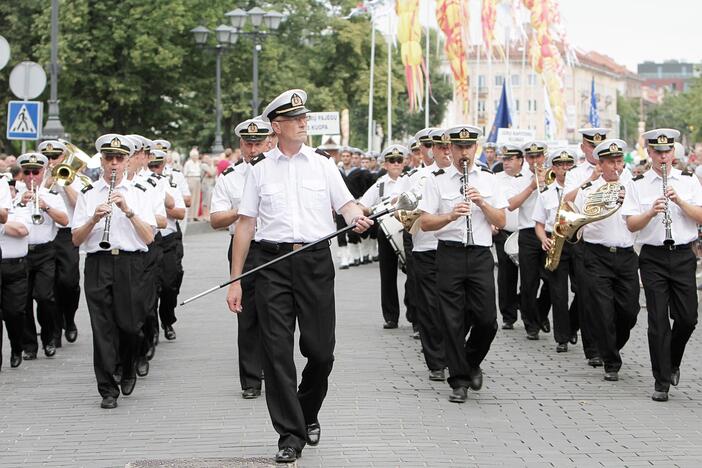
left=632, top=174, right=644, bottom=181
left=234, top=159, right=244, bottom=166
left=172, top=169, right=181, bottom=173
left=315, top=148, right=331, bottom=159
left=432, top=169, right=445, bottom=177
left=405, top=168, right=418, bottom=177
left=151, top=172, right=163, bottom=179
left=81, top=184, right=94, bottom=194
left=580, top=181, right=592, bottom=190
left=49, top=189, right=59, bottom=195
left=170, top=182, right=178, bottom=188
left=480, top=166, right=493, bottom=174
left=134, top=183, right=147, bottom=192
left=682, top=170, right=693, bottom=177
left=147, top=177, right=157, bottom=187
left=514, top=173, right=523, bottom=178
left=222, top=166, right=235, bottom=176
left=250, top=153, right=266, bottom=166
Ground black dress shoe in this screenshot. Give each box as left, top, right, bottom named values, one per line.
left=22, top=351, right=37, bottom=360
left=361, top=255, right=371, bottom=265
left=671, top=368, right=680, bottom=386
left=164, top=325, right=176, bottom=340
left=569, top=333, right=578, bottom=345
left=242, top=387, right=261, bottom=399
left=136, top=357, right=149, bottom=377
left=372, top=255, right=379, bottom=262
left=274, top=447, right=299, bottom=463
left=468, top=368, right=483, bottom=391
left=383, top=321, right=398, bottom=329
left=113, top=364, right=123, bottom=383
left=43, top=343, right=56, bottom=357
left=120, top=377, right=136, bottom=396
left=556, top=343, right=568, bottom=353
left=449, top=386, right=468, bottom=403
left=339, top=264, right=349, bottom=270
left=429, top=369, right=446, bottom=381
left=651, top=390, right=669, bottom=402
left=588, top=357, right=603, bottom=367
left=10, top=353, right=22, bottom=368
left=604, top=371, right=619, bottom=381
left=526, top=331, right=539, bottom=340
left=65, top=327, right=78, bottom=343
left=100, top=396, right=118, bottom=409
left=502, top=322, right=514, bottom=330
left=306, top=421, right=321, bottom=446
left=540, top=320, right=551, bottom=333
left=145, top=344, right=156, bottom=361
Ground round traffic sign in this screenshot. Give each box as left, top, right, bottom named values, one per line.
left=0, top=35, right=9, bottom=71
left=9, top=61, right=47, bottom=100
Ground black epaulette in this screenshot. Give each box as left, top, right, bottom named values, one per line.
left=514, top=173, right=523, bottom=178
left=432, top=169, right=444, bottom=177
left=682, top=170, right=693, bottom=177
left=147, top=177, right=157, bottom=187
left=222, top=166, right=235, bottom=176
left=151, top=172, right=163, bottom=179
left=172, top=168, right=181, bottom=172
left=81, top=184, right=93, bottom=194
left=480, top=166, right=493, bottom=174
left=632, top=174, right=644, bottom=182
left=49, top=189, right=59, bottom=195
left=405, top=168, right=418, bottom=178
left=580, top=181, right=592, bottom=190
left=234, top=159, right=244, bottom=166
left=170, top=182, right=178, bottom=188
left=250, top=153, right=266, bottom=166
left=315, top=148, right=331, bottom=159
left=134, top=183, right=147, bottom=192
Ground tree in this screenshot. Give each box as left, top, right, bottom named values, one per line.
left=616, top=93, right=639, bottom=147
left=646, top=76, right=702, bottom=144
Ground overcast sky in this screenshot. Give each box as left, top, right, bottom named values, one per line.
left=374, top=0, right=701, bottom=72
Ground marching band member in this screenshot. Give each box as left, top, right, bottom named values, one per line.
left=575, top=139, right=638, bottom=381
left=159, top=140, right=192, bottom=210
left=38, top=140, right=82, bottom=346
left=210, top=117, right=273, bottom=399
left=414, top=127, right=435, bottom=167
left=483, top=142, right=500, bottom=172
left=418, top=125, right=507, bottom=403
left=358, top=145, right=408, bottom=330
left=72, top=134, right=157, bottom=409
left=19, top=153, right=69, bottom=360
left=622, top=129, right=702, bottom=402
left=226, top=89, right=372, bottom=463
left=493, top=144, right=525, bottom=329
left=533, top=149, right=577, bottom=352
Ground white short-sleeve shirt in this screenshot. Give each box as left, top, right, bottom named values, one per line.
left=575, top=177, right=634, bottom=248
left=0, top=205, right=31, bottom=258
left=22, top=187, right=68, bottom=245
left=532, top=182, right=565, bottom=233
left=210, top=161, right=251, bottom=235
left=397, top=163, right=439, bottom=252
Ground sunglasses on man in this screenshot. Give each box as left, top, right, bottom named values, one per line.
left=385, top=156, right=404, bottom=164
left=22, top=169, right=41, bottom=176
left=46, top=154, right=62, bottom=160
left=104, top=154, right=126, bottom=162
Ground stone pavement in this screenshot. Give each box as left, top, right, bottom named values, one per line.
left=2, top=227, right=702, bottom=467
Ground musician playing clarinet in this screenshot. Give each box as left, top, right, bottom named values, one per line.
left=622, top=128, right=702, bottom=402
left=418, top=125, right=506, bottom=404
left=72, top=134, right=156, bottom=409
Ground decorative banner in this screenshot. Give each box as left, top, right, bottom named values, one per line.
left=396, top=0, right=425, bottom=112
left=480, top=0, right=503, bottom=59
left=436, top=0, right=471, bottom=113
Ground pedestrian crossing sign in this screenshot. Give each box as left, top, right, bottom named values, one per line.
left=7, top=100, right=42, bottom=140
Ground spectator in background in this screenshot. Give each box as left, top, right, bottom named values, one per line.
left=216, top=148, right=234, bottom=175
left=5, top=155, right=16, bottom=166
left=232, top=148, right=242, bottom=164
left=183, top=148, right=202, bottom=221
left=200, top=154, right=216, bottom=218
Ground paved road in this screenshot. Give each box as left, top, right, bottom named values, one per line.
left=2, top=228, right=702, bottom=467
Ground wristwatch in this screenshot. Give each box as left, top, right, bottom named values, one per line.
left=125, top=210, right=135, bottom=219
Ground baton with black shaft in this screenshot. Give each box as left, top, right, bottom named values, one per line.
left=179, top=190, right=421, bottom=306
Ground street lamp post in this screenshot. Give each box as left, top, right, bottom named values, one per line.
left=43, top=0, right=65, bottom=139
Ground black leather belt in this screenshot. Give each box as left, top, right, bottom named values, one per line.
left=28, top=242, right=53, bottom=252
left=643, top=242, right=692, bottom=251
left=161, top=232, right=179, bottom=242
left=255, top=240, right=330, bottom=254
left=1, top=257, right=25, bottom=264
left=438, top=240, right=488, bottom=249
left=584, top=242, right=634, bottom=254
left=88, top=249, right=144, bottom=257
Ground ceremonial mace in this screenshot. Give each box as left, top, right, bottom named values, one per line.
left=180, top=189, right=422, bottom=306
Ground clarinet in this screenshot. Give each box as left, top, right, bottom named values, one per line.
left=661, top=163, right=674, bottom=246
left=461, top=159, right=475, bottom=246
left=99, top=169, right=118, bottom=249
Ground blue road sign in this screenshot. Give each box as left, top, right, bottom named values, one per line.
left=7, top=100, right=42, bottom=140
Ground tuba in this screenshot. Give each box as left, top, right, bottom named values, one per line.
left=49, top=139, right=93, bottom=190
left=544, top=181, right=624, bottom=271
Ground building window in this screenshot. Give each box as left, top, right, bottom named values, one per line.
left=512, top=74, right=520, bottom=87
left=495, top=75, right=504, bottom=86
left=533, top=100, right=537, bottom=113
left=478, top=75, right=486, bottom=88
left=528, top=73, right=537, bottom=85
left=478, top=101, right=486, bottom=112
left=514, top=99, right=520, bottom=111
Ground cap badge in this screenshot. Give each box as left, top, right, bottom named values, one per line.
left=391, top=147, right=400, bottom=156
left=530, top=143, right=538, bottom=152
left=110, top=137, right=121, bottom=148
left=560, top=151, right=569, bottom=159
left=441, top=133, right=450, bottom=143
left=155, top=143, right=163, bottom=150
left=593, top=133, right=603, bottom=143
left=29, top=155, right=37, bottom=164
left=657, top=135, right=668, bottom=144
left=248, top=123, right=259, bottom=133
left=459, top=128, right=470, bottom=139
left=291, top=93, right=303, bottom=107
left=46, top=143, right=53, bottom=152
left=502, top=146, right=509, bottom=154
left=609, top=143, right=619, bottom=153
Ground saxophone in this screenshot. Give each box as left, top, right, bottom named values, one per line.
left=545, top=181, right=624, bottom=271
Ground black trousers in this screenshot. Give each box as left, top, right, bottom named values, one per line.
left=571, top=242, right=600, bottom=359
left=227, top=237, right=263, bottom=392
left=583, top=243, right=640, bottom=372
left=378, top=229, right=400, bottom=324
left=157, top=232, right=184, bottom=327
left=544, top=241, right=579, bottom=344
left=413, top=250, right=446, bottom=372
left=140, top=237, right=163, bottom=356
left=640, top=244, right=698, bottom=392
left=403, top=232, right=417, bottom=325
left=53, top=228, right=81, bottom=333
left=493, top=230, right=519, bottom=325
left=85, top=252, right=147, bottom=398
left=518, top=229, right=546, bottom=334
left=1, top=258, right=28, bottom=364
left=254, top=243, right=335, bottom=452
left=23, top=244, right=59, bottom=353
left=436, top=242, right=498, bottom=389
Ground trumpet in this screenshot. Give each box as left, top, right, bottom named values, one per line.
left=30, top=180, right=45, bottom=225
left=99, top=169, right=118, bottom=250
left=461, top=159, right=475, bottom=246
left=661, top=163, right=674, bottom=246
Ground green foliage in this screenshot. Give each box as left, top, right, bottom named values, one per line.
left=0, top=0, right=452, bottom=154
left=616, top=93, right=639, bottom=146
left=646, top=76, right=702, bottom=143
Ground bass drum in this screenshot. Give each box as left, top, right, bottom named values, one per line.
left=378, top=214, right=407, bottom=269
left=504, top=231, right=519, bottom=266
